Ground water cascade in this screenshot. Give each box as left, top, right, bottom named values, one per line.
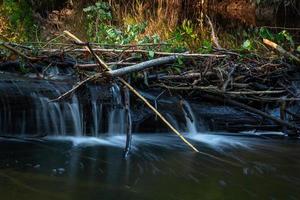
left=107, top=84, right=126, bottom=135
left=182, top=100, right=198, bottom=134
left=0, top=74, right=130, bottom=137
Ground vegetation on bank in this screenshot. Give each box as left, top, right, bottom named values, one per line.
left=0, top=0, right=36, bottom=42
left=1, top=0, right=299, bottom=54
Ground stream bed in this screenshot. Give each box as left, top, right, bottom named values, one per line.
left=0, top=133, right=299, bottom=200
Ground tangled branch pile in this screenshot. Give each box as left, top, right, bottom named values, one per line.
left=1, top=33, right=300, bottom=136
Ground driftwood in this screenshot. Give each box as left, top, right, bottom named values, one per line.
left=157, top=84, right=285, bottom=95
left=75, top=62, right=136, bottom=70
left=263, top=39, right=300, bottom=63
left=1, top=43, right=39, bottom=61
left=105, top=56, right=178, bottom=77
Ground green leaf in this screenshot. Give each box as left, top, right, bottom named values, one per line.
left=177, top=57, right=184, bottom=65
left=173, top=66, right=182, bottom=74
left=259, top=27, right=274, bottom=40
left=202, top=40, right=212, bottom=51
left=277, top=30, right=294, bottom=47
left=242, top=39, right=252, bottom=50
left=297, top=46, right=300, bottom=53
left=148, top=50, right=155, bottom=58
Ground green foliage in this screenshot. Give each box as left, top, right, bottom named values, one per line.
left=148, top=50, right=155, bottom=58
left=258, top=27, right=274, bottom=40
left=259, top=27, right=294, bottom=48
left=277, top=30, right=294, bottom=47
left=181, top=20, right=197, bottom=40
left=167, top=20, right=200, bottom=52
left=198, top=40, right=213, bottom=53
left=84, top=2, right=112, bottom=43
left=1, top=0, right=36, bottom=42
left=82, top=1, right=297, bottom=61
left=84, top=2, right=160, bottom=45
left=241, top=39, right=253, bottom=51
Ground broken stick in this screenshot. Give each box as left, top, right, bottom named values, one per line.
left=263, top=38, right=300, bottom=63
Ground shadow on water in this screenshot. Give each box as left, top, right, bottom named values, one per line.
left=0, top=133, right=300, bottom=200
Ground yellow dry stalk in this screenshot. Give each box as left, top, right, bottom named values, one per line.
left=0, top=14, right=21, bottom=42
left=0, top=15, right=9, bottom=38
left=108, top=0, right=182, bottom=41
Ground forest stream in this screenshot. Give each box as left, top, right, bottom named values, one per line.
left=1, top=0, right=300, bottom=200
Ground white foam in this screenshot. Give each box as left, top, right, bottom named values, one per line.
left=46, top=136, right=124, bottom=148
left=187, top=133, right=251, bottom=150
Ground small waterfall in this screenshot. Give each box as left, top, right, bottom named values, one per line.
left=32, top=94, right=83, bottom=136
left=182, top=100, right=198, bottom=134
left=91, top=101, right=102, bottom=137
left=0, top=76, right=130, bottom=137
left=67, top=96, right=83, bottom=136
left=108, top=109, right=126, bottom=134
left=1, top=75, right=205, bottom=137
left=89, top=86, right=104, bottom=137
left=107, top=84, right=126, bottom=135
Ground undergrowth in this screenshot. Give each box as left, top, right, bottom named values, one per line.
left=0, top=0, right=299, bottom=57
left=0, top=0, right=37, bottom=42
left=83, top=1, right=299, bottom=55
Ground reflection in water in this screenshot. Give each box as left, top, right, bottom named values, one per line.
left=0, top=133, right=299, bottom=200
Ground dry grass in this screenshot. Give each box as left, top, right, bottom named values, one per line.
left=109, top=0, right=204, bottom=40
left=0, top=14, right=18, bottom=41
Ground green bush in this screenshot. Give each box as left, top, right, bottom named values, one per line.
left=83, top=2, right=161, bottom=45
left=1, top=0, right=36, bottom=42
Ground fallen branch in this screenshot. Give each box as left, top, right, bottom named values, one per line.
left=75, top=62, right=136, bottom=69
left=1, top=43, right=39, bottom=61
left=157, top=84, right=285, bottom=95
left=51, top=73, right=102, bottom=102
left=263, top=38, right=300, bottom=63
left=42, top=48, right=227, bottom=58
left=105, top=55, right=178, bottom=77
left=222, top=65, right=236, bottom=92
left=206, top=15, right=222, bottom=49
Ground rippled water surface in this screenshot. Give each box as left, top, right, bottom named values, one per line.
left=0, top=133, right=299, bottom=200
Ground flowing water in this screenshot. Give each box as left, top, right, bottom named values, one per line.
left=0, top=133, right=300, bottom=200
left=0, top=74, right=300, bottom=200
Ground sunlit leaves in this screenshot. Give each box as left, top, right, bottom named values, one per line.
left=242, top=39, right=253, bottom=50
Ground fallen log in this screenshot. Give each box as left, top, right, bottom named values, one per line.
left=105, top=56, right=178, bottom=77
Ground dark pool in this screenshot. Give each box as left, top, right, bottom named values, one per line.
left=0, top=133, right=299, bottom=200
